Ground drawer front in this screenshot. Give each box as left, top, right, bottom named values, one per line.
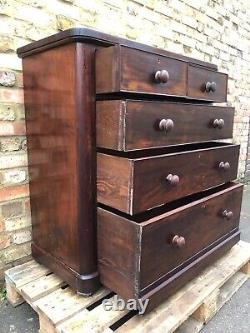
left=96, top=46, right=187, bottom=96
left=188, top=65, right=228, bottom=102
left=97, top=144, right=239, bottom=214
left=96, top=100, right=234, bottom=151
left=140, top=183, right=243, bottom=289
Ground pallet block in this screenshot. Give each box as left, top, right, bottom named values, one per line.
left=5, top=241, right=250, bottom=333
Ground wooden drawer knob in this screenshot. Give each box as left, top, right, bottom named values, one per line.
left=219, top=161, right=230, bottom=171
left=159, top=118, right=174, bottom=132
left=222, top=209, right=233, bottom=219
left=166, top=173, right=179, bottom=185
left=205, top=81, right=217, bottom=92
left=213, top=118, right=224, bottom=129
left=172, top=235, right=186, bottom=248
left=155, top=69, right=169, bottom=83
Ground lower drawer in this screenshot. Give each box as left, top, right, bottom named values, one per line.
left=98, top=182, right=243, bottom=311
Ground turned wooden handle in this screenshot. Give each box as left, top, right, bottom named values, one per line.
left=222, top=209, right=233, bottom=219
left=205, top=81, right=217, bottom=92
left=172, top=235, right=186, bottom=248
left=155, top=69, right=169, bottom=83
left=212, top=118, right=224, bottom=129
left=166, top=174, right=179, bottom=185
left=219, top=161, right=230, bottom=171
left=159, top=118, right=174, bottom=132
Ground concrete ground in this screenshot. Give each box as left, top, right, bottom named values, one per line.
left=0, top=186, right=249, bottom=333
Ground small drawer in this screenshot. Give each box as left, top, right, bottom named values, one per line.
left=95, top=45, right=187, bottom=97
left=97, top=100, right=234, bottom=151
left=98, top=183, right=243, bottom=307
left=187, top=65, right=228, bottom=102
left=97, top=142, right=239, bottom=214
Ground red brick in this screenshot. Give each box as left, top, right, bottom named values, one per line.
left=0, top=185, right=29, bottom=202
left=0, top=88, right=24, bottom=104
left=0, top=121, right=26, bottom=136
left=0, top=234, right=10, bottom=250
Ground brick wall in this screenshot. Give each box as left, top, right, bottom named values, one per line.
left=0, top=0, right=250, bottom=279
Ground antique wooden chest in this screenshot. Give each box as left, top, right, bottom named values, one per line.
left=17, top=28, right=242, bottom=312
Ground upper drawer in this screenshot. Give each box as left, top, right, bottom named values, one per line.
left=95, top=46, right=187, bottom=97
left=96, top=100, right=234, bottom=151
left=95, top=46, right=227, bottom=102
left=97, top=142, right=239, bottom=214
left=187, top=65, right=228, bottom=102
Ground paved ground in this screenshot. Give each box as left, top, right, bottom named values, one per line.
left=0, top=185, right=249, bottom=333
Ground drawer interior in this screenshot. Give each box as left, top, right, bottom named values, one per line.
left=98, top=141, right=235, bottom=159
left=99, top=182, right=241, bottom=223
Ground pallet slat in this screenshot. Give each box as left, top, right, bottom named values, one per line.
left=21, top=273, right=65, bottom=303
left=35, top=286, right=111, bottom=331
left=4, top=241, right=250, bottom=333
left=5, top=260, right=51, bottom=288
left=60, top=296, right=129, bottom=333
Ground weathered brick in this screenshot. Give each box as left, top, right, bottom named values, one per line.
left=1, top=200, right=23, bottom=218
left=0, top=103, right=24, bottom=121
left=0, top=169, right=27, bottom=186
left=0, top=35, right=15, bottom=52
left=0, top=137, right=24, bottom=152
left=12, top=229, right=31, bottom=244
left=1, top=242, right=31, bottom=264
left=0, top=184, right=29, bottom=202
left=0, top=71, right=16, bottom=87
left=56, top=14, right=75, bottom=30
left=0, top=121, right=26, bottom=136
left=0, top=233, right=10, bottom=250
left=4, top=215, right=31, bottom=231
left=0, top=153, right=28, bottom=169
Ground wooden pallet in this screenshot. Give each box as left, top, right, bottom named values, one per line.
left=5, top=241, right=250, bottom=333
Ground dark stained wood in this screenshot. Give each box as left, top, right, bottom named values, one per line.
left=97, top=143, right=239, bottom=214
left=96, top=100, right=234, bottom=151
left=188, top=65, right=228, bottom=102
left=20, top=29, right=242, bottom=311
left=17, top=27, right=217, bottom=70
left=22, top=42, right=99, bottom=295
left=96, top=46, right=187, bottom=96
left=141, top=230, right=240, bottom=313
left=98, top=183, right=243, bottom=311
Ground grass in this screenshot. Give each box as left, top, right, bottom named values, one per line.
left=0, top=286, right=6, bottom=302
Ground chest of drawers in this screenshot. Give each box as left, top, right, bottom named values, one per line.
left=18, top=28, right=242, bottom=311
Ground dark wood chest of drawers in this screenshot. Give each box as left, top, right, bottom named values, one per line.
left=18, top=28, right=243, bottom=312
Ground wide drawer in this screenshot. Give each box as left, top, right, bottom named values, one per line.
left=97, top=142, right=239, bottom=214
left=187, top=65, right=228, bottom=102
left=98, top=183, right=243, bottom=301
left=97, top=100, right=234, bottom=151
left=96, top=45, right=187, bottom=97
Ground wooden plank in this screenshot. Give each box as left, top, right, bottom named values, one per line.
left=192, top=289, right=219, bottom=324
left=115, top=241, right=250, bottom=333
left=5, top=276, right=24, bottom=307
left=60, top=296, right=129, bottom=333
left=35, top=287, right=111, bottom=330
left=5, top=260, right=50, bottom=288
left=241, top=261, right=250, bottom=276
left=21, top=273, right=64, bottom=303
